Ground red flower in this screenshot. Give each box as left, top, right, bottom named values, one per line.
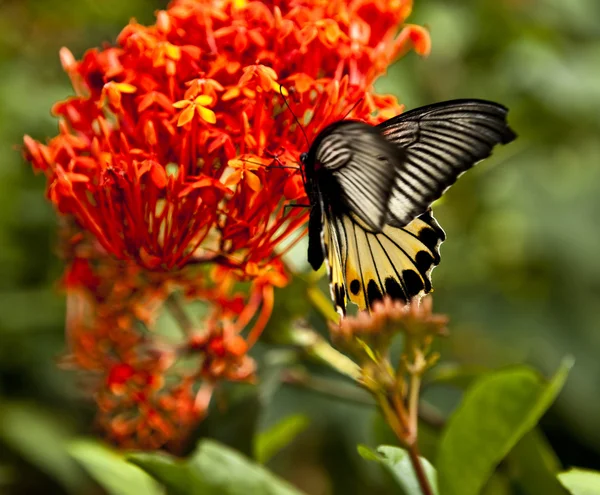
left=23, top=0, right=430, bottom=448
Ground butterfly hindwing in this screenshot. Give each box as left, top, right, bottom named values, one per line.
left=322, top=207, right=445, bottom=316
left=377, top=99, right=517, bottom=227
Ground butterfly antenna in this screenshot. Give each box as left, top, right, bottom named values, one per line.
left=280, top=83, right=310, bottom=150
left=342, top=97, right=364, bottom=120
left=277, top=84, right=310, bottom=191
left=240, top=156, right=299, bottom=171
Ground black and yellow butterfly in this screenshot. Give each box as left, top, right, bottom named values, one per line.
left=300, top=99, right=516, bottom=316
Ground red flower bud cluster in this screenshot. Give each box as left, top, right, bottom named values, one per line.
left=23, top=0, right=430, bottom=448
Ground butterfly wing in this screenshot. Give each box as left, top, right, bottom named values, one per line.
left=312, top=121, right=404, bottom=231
left=377, top=99, right=517, bottom=227
left=322, top=207, right=445, bottom=316
left=304, top=99, right=515, bottom=314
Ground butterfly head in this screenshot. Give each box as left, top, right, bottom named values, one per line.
left=300, top=152, right=308, bottom=164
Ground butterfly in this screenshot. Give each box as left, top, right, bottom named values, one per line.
left=300, top=99, right=517, bottom=316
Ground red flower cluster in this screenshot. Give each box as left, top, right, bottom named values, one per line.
left=23, top=0, right=430, bottom=448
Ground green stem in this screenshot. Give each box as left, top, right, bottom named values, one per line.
left=281, top=367, right=446, bottom=430
left=408, top=372, right=422, bottom=436
left=407, top=443, right=434, bottom=495
left=165, top=293, right=194, bottom=335
left=306, top=286, right=340, bottom=323
left=287, top=326, right=361, bottom=381
left=378, top=394, right=407, bottom=441
left=282, top=369, right=373, bottom=405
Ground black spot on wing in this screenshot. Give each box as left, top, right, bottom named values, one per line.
left=367, top=280, right=384, bottom=305
left=350, top=279, right=361, bottom=295
left=403, top=270, right=425, bottom=297
left=418, top=227, right=441, bottom=254
left=415, top=250, right=435, bottom=274
left=334, top=283, right=345, bottom=310
left=417, top=211, right=446, bottom=241
left=384, top=277, right=406, bottom=301
left=414, top=252, right=434, bottom=292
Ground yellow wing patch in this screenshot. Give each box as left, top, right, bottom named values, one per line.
left=322, top=209, right=445, bottom=316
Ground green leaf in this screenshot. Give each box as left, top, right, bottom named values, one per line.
left=355, top=338, right=378, bottom=363
left=358, top=444, right=439, bottom=495
left=436, top=357, right=573, bottom=495
left=558, top=469, right=600, bottom=495
left=69, top=439, right=163, bottom=495
left=187, top=439, right=306, bottom=495
left=127, top=451, right=189, bottom=495
left=0, top=403, right=89, bottom=494
left=357, top=444, right=380, bottom=462
left=506, top=429, right=567, bottom=495
left=482, top=472, right=513, bottom=495
left=129, top=439, right=308, bottom=495
left=254, top=414, right=309, bottom=464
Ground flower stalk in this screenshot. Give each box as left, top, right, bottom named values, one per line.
left=326, top=296, right=447, bottom=495
left=165, top=293, right=195, bottom=335
left=285, top=324, right=362, bottom=381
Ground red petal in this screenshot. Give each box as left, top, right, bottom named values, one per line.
left=139, top=247, right=162, bottom=269
left=150, top=162, right=168, bottom=188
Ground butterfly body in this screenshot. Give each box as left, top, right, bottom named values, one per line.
left=300, top=99, right=516, bottom=316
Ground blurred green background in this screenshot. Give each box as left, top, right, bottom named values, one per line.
left=1, top=0, right=600, bottom=493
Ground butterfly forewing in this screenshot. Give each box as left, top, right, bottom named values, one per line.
left=323, top=208, right=445, bottom=316
left=313, top=121, right=403, bottom=231
left=377, top=99, right=517, bottom=227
